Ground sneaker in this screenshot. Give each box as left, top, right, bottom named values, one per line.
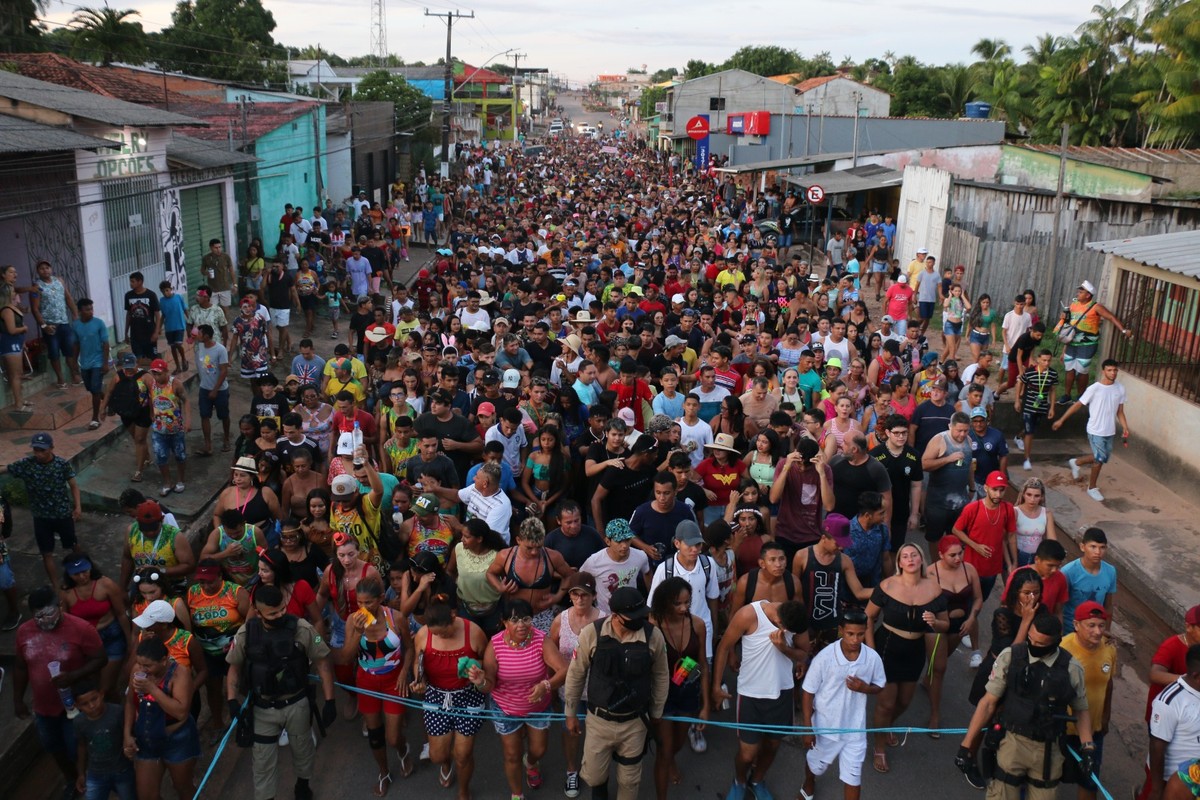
left=1087, top=488, right=1105, bottom=502
left=1058, top=396, right=1074, bottom=406
left=728, top=782, right=748, bottom=800
left=1013, top=436, right=1025, bottom=452
left=420, top=742, right=431, bottom=760
left=295, top=780, right=314, bottom=800
left=173, top=482, right=185, bottom=493
left=1023, top=459, right=1032, bottom=471
left=524, top=754, right=542, bottom=789
left=969, top=650, right=983, bottom=668
left=564, top=771, right=580, bottom=798
left=160, top=485, right=172, bottom=497
left=279, top=729, right=289, bottom=746
left=960, top=633, right=973, bottom=650
left=962, top=760, right=986, bottom=790
left=688, top=725, right=707, bottom=753
left=1, top=614, right=21, bottom=631
left=1069, top=458, right=1081, bottom=480
left=749, top=782, right=775, bottom=800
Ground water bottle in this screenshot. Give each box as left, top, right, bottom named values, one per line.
left=352, top=420, right=364, bottom=466
left=48, top=661, right=78, bottom=719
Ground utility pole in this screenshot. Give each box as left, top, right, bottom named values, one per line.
left=425, top=7, right=474, bottom=178
left=510, top=52, right=526, bottom=141
left=236, top=95, right=256, bottom=251
left=851, top=90, right=862, bottom=168
left=1045, top=122, right=1070, bottom=306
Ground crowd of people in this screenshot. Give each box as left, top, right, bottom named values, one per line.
left=7, top=128, right=1195, bottom=800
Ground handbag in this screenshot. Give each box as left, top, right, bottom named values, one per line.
left=1056, top=302, right=1096, bottom=344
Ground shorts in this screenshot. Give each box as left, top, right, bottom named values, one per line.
left=245, top=275, right=263, bottom=290
left=1063, top=341, right=1099, bottom=374
left=299, top=294, right=318, bottom=311
left=0, top=335, right=22, bottom=355
left=165, top=329, right=184, bottom=347
left=33, top=516, right=77, bottom=554
left=80, top=367, right=104, bottom=395
left=43, top=323, right=77, bottom=360
left=1021, top=411, right=1047, bottom=436
left=1066, top=732, right=1104, bottom=792
left=871, top=261, right=888, bottom=274
left=490, top=697, right=551, bottom=736
left=918, top=301, right=935, bottom=320
left=198, top=388, right=230, bottom=420
left=356, top=667, right=406, bottom=716
left=0, top=561, right=13, bottom=590
left=1088, top=433, right=1115, bottom=464
left=85, top=768, right=136, bottom=800
left=151, top=430, right=187, bottom=465
left=270, top=308, right=291, bottom=328
left=328, top=308, right=341, bottom=322
left=894, top=319, right=908, bottom=336
left=806, top=734, right=868, bottom=787
left=735, top=693, right=792, bottom=744
left=424, top=684, right=485, bottom=738
left=129, top=338, right=157, bottom=360
left=201, top=648, right=231, bottom=679
left=874, top=626, right=926, bottom=683
left=213, top=291, right=232, bottom=308
left=121, top=410, right=152, bottom=429
left=135, top=715, right=200, bottom=764
left=969, top=330, right=991, bottom=347
left=779, top=233, right=793, bottom=247
left=942, top=320, right=963, bottom=336
left=34, top=711, right=77, bottom=755
left=663, top=674, right=703, bottom=717
left=99, top=618, right=127, bottom=661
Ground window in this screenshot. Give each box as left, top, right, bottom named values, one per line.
left=1108, top=268, right=1200, bottom=404
left=708, top=97, right=726, bottom=111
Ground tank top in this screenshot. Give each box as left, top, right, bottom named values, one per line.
left=358, top=606, right=403, bottom=675
left=137, top=660, right=183, bottom=726
left=455, top=544, right=501, bottom=608
left=873, top=355, right=901, bottom=387
left=69, top=582, right=112, bottom=626
left=130, top=523, right=180, bottom=573
left=187, top=581, right=243, bottom=654
left=926, top=432, right=972, bottom=499
left=1015, top=505, right=1048, bottom=555
left=802, top=546, right=844, bottom=632
left=747, top=458, right=775, bottom=489
left=737, top=601, right=794, bottom=698
left=326, top=561, right=370, bottom=619
left=217, top=525, right=260, bottom=584
left=828, top=418, right=853, bottom=454
left=135, top=626, right=193, bottom=668
left=149, top=380, right=184, bottom=434
left=932, top=563, right=974, bottom=615
left=408, top=516, right=454, bottom=564
left=490, top=628, right=550, bottom=717
left=504, top=547, right=553, bottom=590
left=424, top=618, right=481, bottom=691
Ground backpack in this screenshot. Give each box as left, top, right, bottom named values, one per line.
left=107, top=370, right=146, bottom=418
left=665, top=553, right=713, bottom=585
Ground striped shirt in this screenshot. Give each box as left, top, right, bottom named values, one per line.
left=490, top=628, right=550, bottom=718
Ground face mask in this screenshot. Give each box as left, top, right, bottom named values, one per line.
left=1027, top=641, right=1059, bottom=658
left=621, top=616, right=646, bottom=632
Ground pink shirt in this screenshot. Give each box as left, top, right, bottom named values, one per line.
left=490, top=628, right=550, bottom=717
left=17, top=615, right=103, bottom=716
left=886, top=284, right=914, bottom=321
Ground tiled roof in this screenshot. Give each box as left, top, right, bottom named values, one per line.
left=0, top=52, right=193, bottom=106
left=455, top=63, right=508, bottom=84
left=0, top=70, right=201, bottom=126
left=169, top=101, right=319, bottom=143
left=0, top=113, right=117, bottom=153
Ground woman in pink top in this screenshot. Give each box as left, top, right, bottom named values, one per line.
left=477, top=599, right=569, bottom=800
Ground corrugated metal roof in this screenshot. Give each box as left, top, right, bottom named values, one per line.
left=1024, top=144, right=1200, bottom=166
left=167, top=133, right=259, bottom=169
left=1087, top=229, right=1200, bottom=278
left=0, top=113, right=116, bottom=152
left=784, top=164, right=904, bottom=194
left=0, top=70, right=201, bottom=127
left=712, top=149, right=899, bottom=174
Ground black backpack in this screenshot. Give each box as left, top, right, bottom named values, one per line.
left=107, top=370, right=146, bottom=418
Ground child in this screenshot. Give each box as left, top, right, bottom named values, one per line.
left=158, top=281, right=188, bottom=375
left=801, top=609, right=886, bottom=800
left=73, top=677, right=136, bottom=800
left=318, top=280, right=347, bottom=340
left=702, top=519, right=736, bottom=635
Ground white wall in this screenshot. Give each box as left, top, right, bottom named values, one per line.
left=895, top=165, right=951, bottom=265
left=798, top=78, right=890, bottom=117
left=325, top=131, right=353, bottom=207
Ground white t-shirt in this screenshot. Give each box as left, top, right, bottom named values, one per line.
left=457, top=307, right=491, bottom=331
left=457, top=485, right=513, bottom=543
left=484, top=423, right=528, bottom=476
left=649, top=554, right=720, bottom=658
left=1150, top=678, right=1200, bottom=779
left=677, top=418, right=714, bottom=468
left=580, top=548, right=650, bottom=614
left=802, top=639, right=886, bottom=738
left=1002, top=311, right=1033, bottom=350
left=1078, top=381, right=1126, bottom=437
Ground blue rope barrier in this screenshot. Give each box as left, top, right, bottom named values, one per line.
left=194, top=695, right=248, bottom=798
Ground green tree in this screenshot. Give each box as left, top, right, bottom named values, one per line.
left=684, top=59, right=715, bottom=80
left=69, top=6, right=147, bottom=66
left=640, top=84, right=667, bottom=119
left=1137, top=0, right=1200, bottom=146
left=156, top=0, right=285, bottom=86
left=649, top=66, right=678, bottom=83
left=971, top=38, right=1012, bottom=62
left=723, top=44, right=802, bottom=76
left=354, top=70, right=433, bottom=134
left=938, top=64, right=974, bottom=117
left=0, top=0, right=47, bottom=51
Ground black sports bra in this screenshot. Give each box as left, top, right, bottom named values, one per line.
left=504, top=547, right=553, bottom=591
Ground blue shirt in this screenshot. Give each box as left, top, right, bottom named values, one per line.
left=70, top=317, right=108, bottom=370
left=160, top=293, right=187, bottom=333
left=290, top=354, right=326, bottom=386
left=1060, top=558, right=1117, bottom=633
left=652, top=391, right=684, bottom=420
left=969, top=426, right=1009, bottom=478
left=845, top=515, right=889, bottom=586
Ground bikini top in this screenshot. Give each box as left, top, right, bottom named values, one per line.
left=932, top=564, right=974, bottom=614
left=871, top=585, right=947, bottom=633
left=504, top=546, right=553, bottom=591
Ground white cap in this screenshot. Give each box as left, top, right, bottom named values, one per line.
left=1079, top=280, right=1096, bottom=295
left=881, top=315, right=894, bottom=324
left=502, top=369, right=522, bottom=389
left=917, top=247, right=928, bottom=254
left=336, top=431, right=355, bottom=456
left=671, top=293, right=686, bottom=305
left=331, top=474, right=359, bottom=496
left=133, top=599, right=176, bottom=628
left=898, top=274, right=908, bottom=283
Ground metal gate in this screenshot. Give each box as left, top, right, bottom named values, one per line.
left=180, top=184, right=226, bottom=297
left=104, top=176, right=165, bottom=337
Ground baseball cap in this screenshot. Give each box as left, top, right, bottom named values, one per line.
left=671, top=293, right=686, bottom=305
left=331, top=474, right=359, bottom=496
left=609, top=586, right=649, bottom=620
left=64, top=556, right=92, bottom=575
left=984, top=471, right=1009, bottom=489
left=480, top=368, right=502, bottom=385
left=1080, top=280, right=1096, bottom=295
left=1073, top=600, right=1109, bottom=623
left=917, top=247, right=929, bottom=254
left=898, top=274, right=908, bottom=284
left=881, top=315, right=895, bottom=324
left=31, top=432, right=53, bottom=450
left=413, top=493, right=439, bottom=516
left=630, top=434, right=657, bottom=455
left=970, top=406, right=989, bottom=419
left=119, top=353, right=138, bottom=369
left=502, top=369, right=521, bottom=389
left=822, top=513, right=853, bottom=548
left=565, top=572, right=597, bottom=595
left=664, top=334, right=687, bottom=349
left=335, top=432, right=355, bottom=456
left=477, top=401, right=497, bottom=417
left=149, top=358, right=169, bottom=373
left=1185, top=605, right=1200, bottom=626
left=133, top=599, right=176, bottom=628
left=674, top=519, right=703, bottom=546
left=605, top=518, right=636, bottom=541
left=193, top=563, right=222, bottom=581
left=135, top=500, right=163, bottom=525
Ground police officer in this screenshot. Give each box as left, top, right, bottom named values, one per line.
left=956, top=613, right=1096, bottom=798
left=564, top=586, right=669, bottom=800
left=226, top=584, right=337, bottom=800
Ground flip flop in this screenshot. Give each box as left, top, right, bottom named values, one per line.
left=373, top=772, right=393, bottom=797
left=397, top=744, right=415, bottom=778
left=438, top=764, right=455, bottom=788
left=196, top=449, right=213, bottom=457
left=886, top=733, right=899, bottom=747
left=130, top=470, right=143, bottom=483
left=222, top=439, right=232, bottom=452
left=873, top=751, right=889, bottom=774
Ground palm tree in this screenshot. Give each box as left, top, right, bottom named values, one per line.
left=1138, top=0, right=1200, bottom=146
left=971, top=38, right=1012, bottom=62
left=937, top=64, right=973, bottom=117
left=69, top=5, right=147, bottom=66
left=1022, top=34, right=1063, bottom=66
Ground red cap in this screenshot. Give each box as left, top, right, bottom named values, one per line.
left=477, top=402, right=496, bottom=417
left=149, top=358, right=169, bottom=373
left=1073, top=600, right=1109, bottom=623
left=1186, top=605, right=1200, bottom=626
left=984, top=471, right=1009, bottom=489
left=135, top=500, right=163, bottom=525
left=646, top=283, right=659, bottom=291
left=417, top=269, right=430, bottom=279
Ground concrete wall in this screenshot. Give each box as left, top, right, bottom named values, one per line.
left=797, top=77, right=890, bottom=117
left=846, top=144, right=1002, bottom=183
left=326, top=131, right=353, bottom=207
left=668, top=70, right=798, bottom=134
left=998, top=145, right=1153, bottom=200
left=251, top=107, right=327, bottom=245
left=349, top=101, right=396, bottom=200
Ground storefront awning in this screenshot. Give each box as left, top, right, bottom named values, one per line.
left=783, top=164, right=904, bottom=194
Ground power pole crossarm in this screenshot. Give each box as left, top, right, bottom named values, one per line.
left=425, top=7, right=475, bottom=178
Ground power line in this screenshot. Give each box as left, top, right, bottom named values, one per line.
left=423, top=7, right=473, bottom=178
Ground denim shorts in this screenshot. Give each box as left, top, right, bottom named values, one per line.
left=918, top=301, right=935, bottom=320
left=969, top=330, right=991, bottom=347
left=0, top=561, right=13, bottom=590
left=198, top=388, right=230, bottom=420
left=942, top=319, right=963, bottom=336
left=165, top=329, right=184, bottom=347
left=490, top=697, right=551, bottom=736
left=1088, top=433, right=1115, bottom=464
left=80, top=367, right=104, bottom=395
left=151, top=430, right=187, bottom=465
left=43, top=323, right=77, bottom=360
left=34, top=711, right=78, bottom=755
left=99, top=618, right=127, bottom=660
left=1021, top=411, right=1047, bottom=436
left=86, top=769, right=136, bottom=800
left=136, top=715, right=200, bottom=764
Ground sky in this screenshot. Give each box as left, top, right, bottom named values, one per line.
left=42, top=0, right=1109, bottom=86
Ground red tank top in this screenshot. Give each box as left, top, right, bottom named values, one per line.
left=424, top=618, right=480, bottom=691
left=326, top=562, right=369, bottom=619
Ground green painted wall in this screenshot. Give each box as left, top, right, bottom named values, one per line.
left=999, top=145, right=1152, bottom=199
